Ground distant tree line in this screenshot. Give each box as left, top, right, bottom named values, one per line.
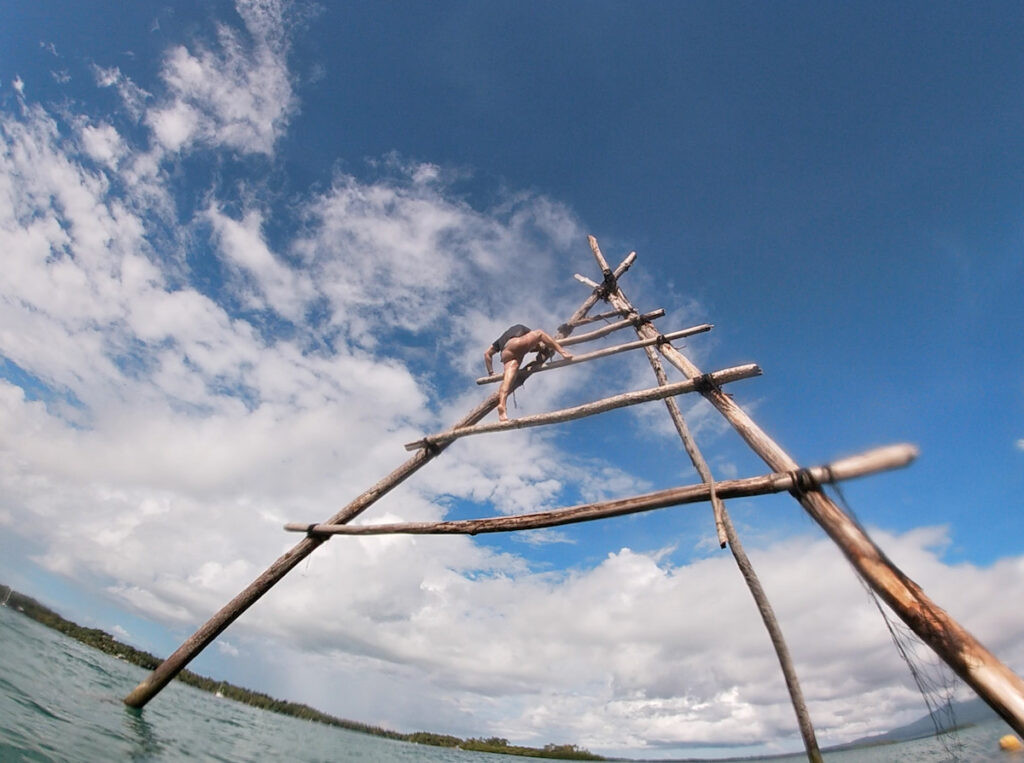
left=1, top=584, right=604, bottom=760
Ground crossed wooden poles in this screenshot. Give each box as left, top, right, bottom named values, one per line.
left=124, top=237, right=1024, bottom=763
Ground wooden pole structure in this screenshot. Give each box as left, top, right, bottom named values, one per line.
left=599, top=246, right=822, bottom=762
left=408, top=363, right=760, bottom=451
left=587, top=236, right=1024, bottom=738
left=286, top=445, right=917, bottom=536
left=474, top=324, right=713, bottom=384
left=558, top=309, right=666, bottom=346
left=123, top=253, right=638, bottom=709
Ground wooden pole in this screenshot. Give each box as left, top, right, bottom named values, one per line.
left=409, top=363, right=760, bottom=451
left=590, top=238, right=1024, bottom=738
left=122, top=261, right=632, bottom=709
left=560, top=309, right=666, bottom=347
left=564, top=308, right=629, bottom=327
left=287, top=445, right=918, bottom=536
left=718, top=507, right=823, bottom=762
left=638, top=341, right=728, bottom=547
left=611, top=283, right=822, bottom=761
left=475, top=324, right=713, bottom=384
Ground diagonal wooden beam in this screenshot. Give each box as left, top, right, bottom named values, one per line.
left=408, top=363, right=760, bottom=451
left=560, top=309, right=666, bottom=346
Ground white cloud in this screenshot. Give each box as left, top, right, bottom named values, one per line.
left=1016, top=438, right=1024, bottom=451
left=79, top=122, right=125, bottom=167
left=147, top=100, right=200, bottom=152
left=201, top=525, right=1024, bottom=758
left=206, top=204, right=316, bottom=322
left=217, top=639, right=240, bottom=657
left=144, top=0, right=295, bottom=155
left=92, top=65, right=150, bottom=121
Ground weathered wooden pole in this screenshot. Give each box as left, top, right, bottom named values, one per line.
left=409, top=363, right=760, bottom=451
left=589, top=236, right=1024, bottom=738
left=123, top=257, right=635, bottom=709
left=559, top=308, right=666, bottom=346
left=638, top=341, right=729, bottom=547
left=286, top=445, right=917, bottom=536
left=639, top=338, right=823, bottom=762
left=601, top=253, right=822, bottom=762
left=717, top=508, right=823, bottom=762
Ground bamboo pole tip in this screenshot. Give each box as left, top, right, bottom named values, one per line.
left=824, top=443, right=919, bottom=482
left=123, top=682, right=152, bottom=708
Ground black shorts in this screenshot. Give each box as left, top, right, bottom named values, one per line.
left=491, top=324, right=531, bottom=353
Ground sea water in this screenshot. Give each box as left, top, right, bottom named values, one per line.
left=0, top=604, right=1018, bottom=762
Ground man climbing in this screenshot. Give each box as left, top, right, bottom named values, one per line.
left=484, top=324, right=574, bottom=422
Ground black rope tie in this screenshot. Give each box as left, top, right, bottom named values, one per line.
left=655, top=334, right=669, bottom=346
left=693, top=372, right=717, bottom=393
left=305, top=523, right=319, bottom=536
left=631, top=314, right=651, bottom=330
left=788, top=468, right=820, bottom=493
left=596, top=270, right=618, bottom=300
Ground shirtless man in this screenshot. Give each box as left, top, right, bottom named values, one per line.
left=484, top=324, right=574, bottom=422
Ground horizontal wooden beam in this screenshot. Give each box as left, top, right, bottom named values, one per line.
left=409, top=363, right=760, bottom=451
left=475, top=324, right=713, bottom=385
left=560, top=309, right=665, bottom=347
left=287, top=444, right=918, bottom=536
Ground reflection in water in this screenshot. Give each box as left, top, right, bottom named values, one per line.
left=123, top=706, right=163, bottom=760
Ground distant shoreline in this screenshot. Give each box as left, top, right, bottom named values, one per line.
left=6, top=582, right=1004, bottom=762
left=0, top=583, right=603, bottom=761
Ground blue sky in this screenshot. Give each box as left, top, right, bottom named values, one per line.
left=1, top=1, right=1022, bottom=758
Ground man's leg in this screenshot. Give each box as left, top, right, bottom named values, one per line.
left=535, top=330, right=573, bottom=360
left=497, top=359, right=520, bottom=422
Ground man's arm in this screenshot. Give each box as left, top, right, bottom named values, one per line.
left=484, top=346, right=497, bottom=376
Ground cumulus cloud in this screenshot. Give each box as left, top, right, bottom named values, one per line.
left=202, top=524, right=1023, bottom=758
left=290, top=161, right=583, bottom=351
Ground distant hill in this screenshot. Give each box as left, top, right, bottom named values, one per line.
left=844, top=697, right=1001, bottom=747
